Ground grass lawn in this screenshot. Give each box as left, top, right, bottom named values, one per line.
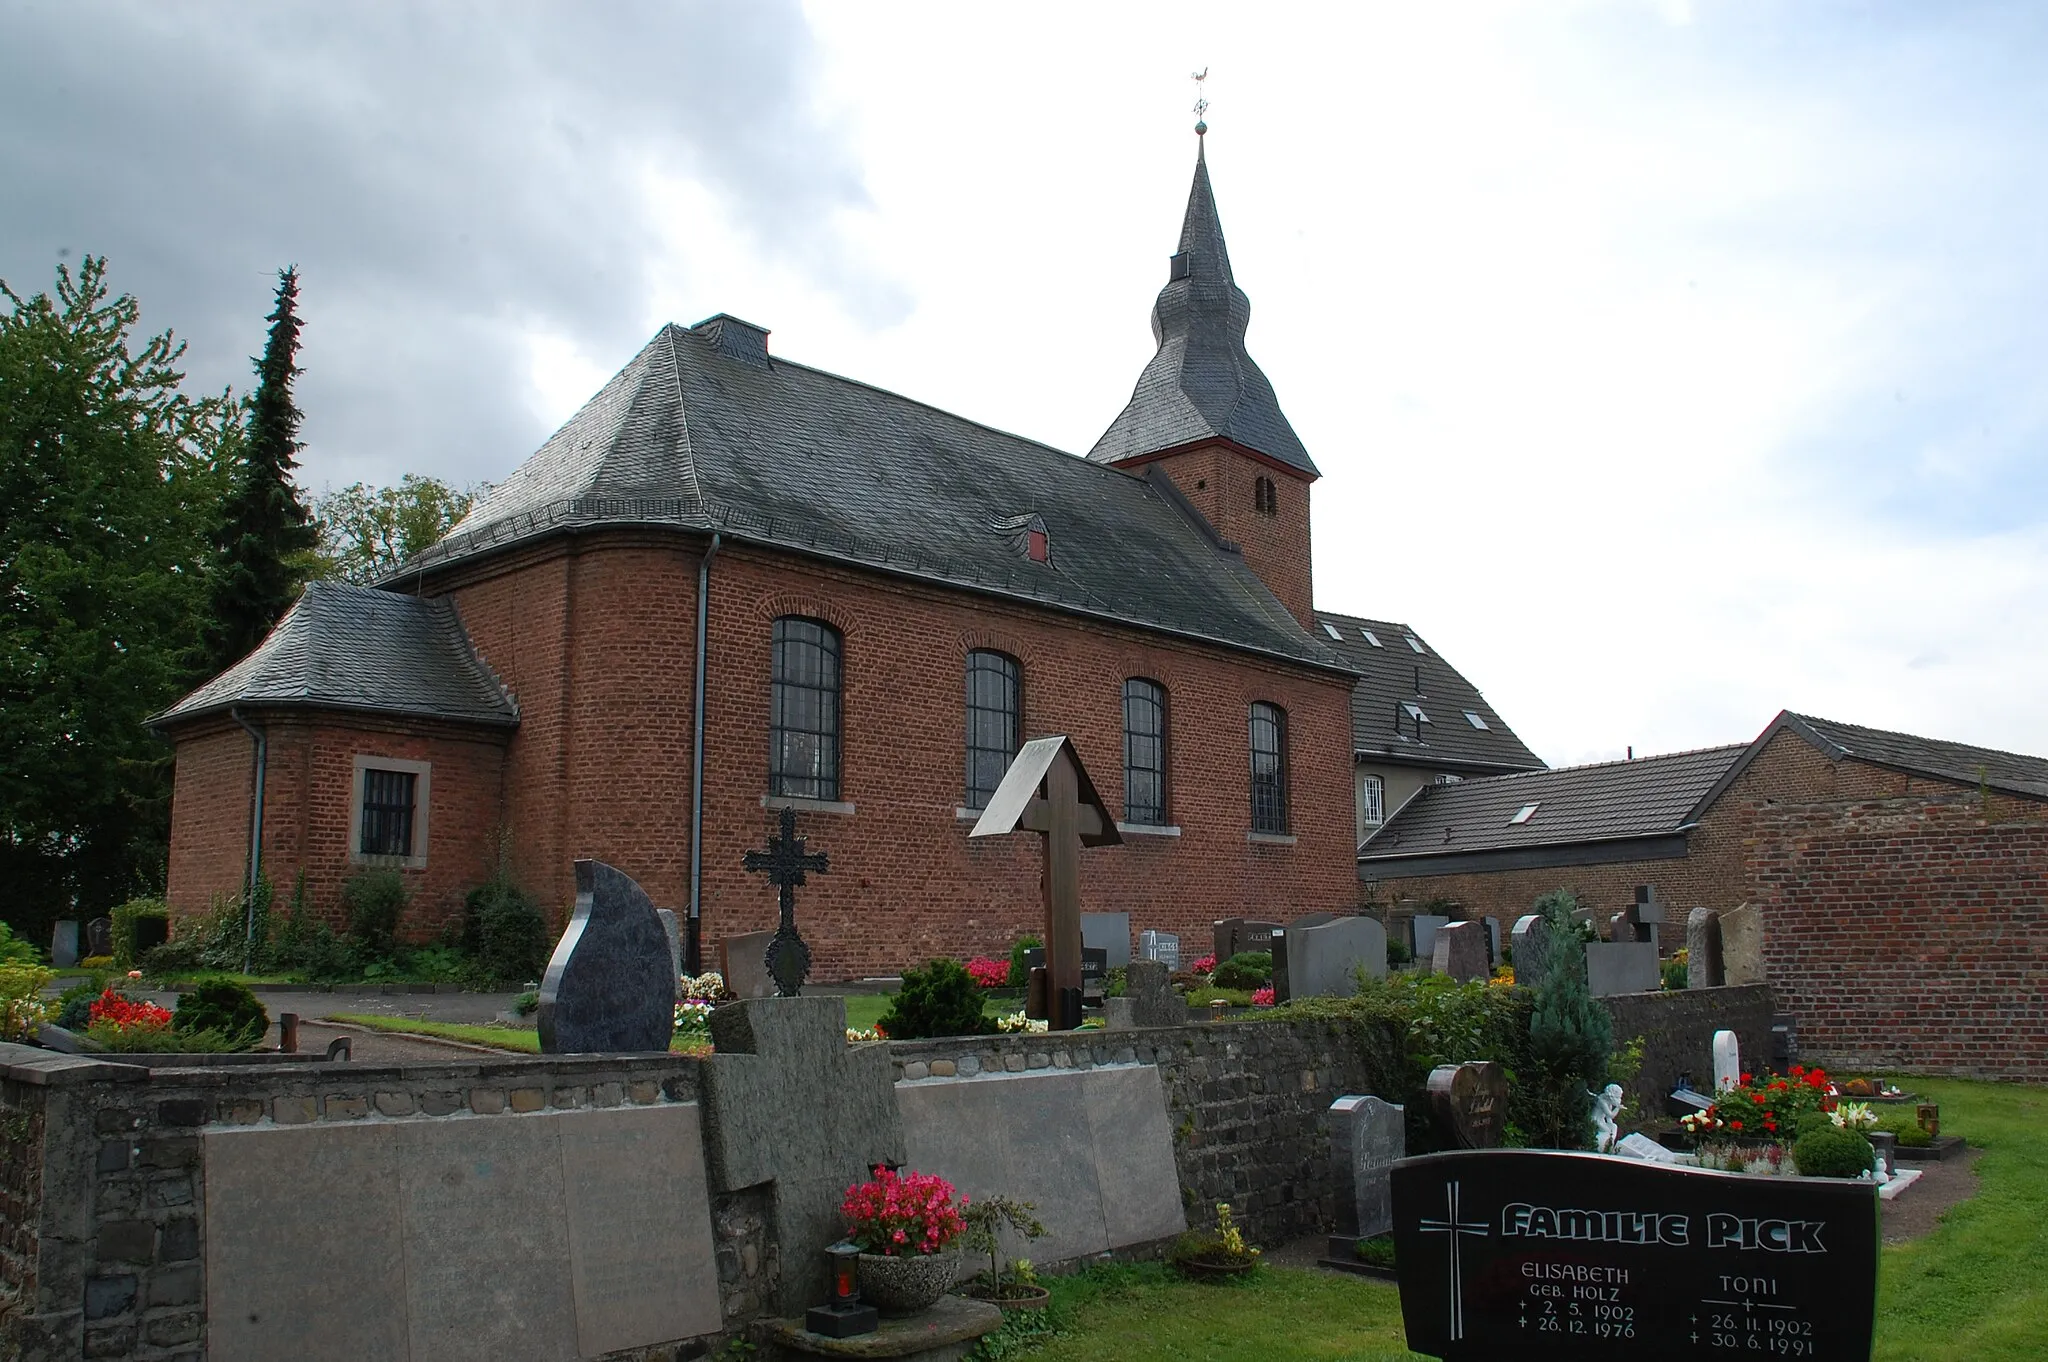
left=1012, top=1076, right=2045, bottom=1362
left=327, top=1013, right=713, bottom=1056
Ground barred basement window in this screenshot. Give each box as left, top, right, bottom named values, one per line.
left=1122, top=678, right=1168, bottom=825
left=770, top=617, right=842, bottom=800
left=359, top=768, right=417, bottom=857
left=964, top=650, right=1021, bottom=810
left=1250, top=701, right=1289, bottom=834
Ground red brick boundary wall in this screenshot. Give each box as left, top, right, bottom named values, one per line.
left=1750, top=795, right=2048, bottom=1083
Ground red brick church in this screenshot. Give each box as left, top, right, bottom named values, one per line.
left=156, top=137, right=1369, bottom=979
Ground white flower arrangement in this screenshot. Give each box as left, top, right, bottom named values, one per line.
left=1830, top=1101, right=1878, bottom=1131
left=996, top=1012, right=1049, bottom=1034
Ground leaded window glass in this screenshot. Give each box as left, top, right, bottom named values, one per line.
left=770, top=617, right=842, bottom=800
left=964, top=651, right=1021, bottom=809
left=360, top=769, right=417, bottom=857
left=1122, top=678, right=1168, bottom=825
left=1250, top=702, right=1289, bottom=834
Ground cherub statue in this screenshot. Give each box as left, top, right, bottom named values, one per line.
left=1589, top=1083, right=1626, bottom=1153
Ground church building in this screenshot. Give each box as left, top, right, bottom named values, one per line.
left=155, top=138, right=1377, bottom=979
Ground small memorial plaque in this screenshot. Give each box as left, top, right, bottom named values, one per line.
left=1392, top=1150, right=1878, bottom=1361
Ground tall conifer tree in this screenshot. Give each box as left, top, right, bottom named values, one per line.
left=210, top=266, right=316, bottom=667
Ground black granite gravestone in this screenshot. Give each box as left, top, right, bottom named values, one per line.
left=1391, top=1149, right=1878, bottom=1361
left=537, top=859, right=675, bottom=1053
left=1428, top=1062, right=1508, bottom=1149
left=85, top=916, right=113, bottom=959
left=1023, top=947, right=1108, bottom=993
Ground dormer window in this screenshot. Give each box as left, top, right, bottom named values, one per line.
left=989, top=513, right=1051, bottom=566
left=1254, top=476, right=1277, bottom=516
left=1026, top=529, right=1048, bottom=563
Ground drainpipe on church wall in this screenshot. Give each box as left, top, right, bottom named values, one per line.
left=230, top=706, right=267, bottom=974
left=687, top=534, right=721, bottom=975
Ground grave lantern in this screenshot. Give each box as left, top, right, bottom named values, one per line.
left=1917, top=1103, right=1940, bottom=1138
left=805, top=1241, right=877, bottom=1338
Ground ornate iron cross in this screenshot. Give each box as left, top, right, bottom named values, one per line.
left=742, top=806, right=829, bottom=997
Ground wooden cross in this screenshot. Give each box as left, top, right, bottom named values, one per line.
left=742, top=806, right=830, bottom=997
left=969, top=736, right=1121, bottom=1030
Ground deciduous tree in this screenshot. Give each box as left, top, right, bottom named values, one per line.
left=314, top=473, right=481, bottom=583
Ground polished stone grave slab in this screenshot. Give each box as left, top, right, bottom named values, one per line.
left=205, top=1103, right=721, bottom=1361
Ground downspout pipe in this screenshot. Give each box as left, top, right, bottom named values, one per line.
left=230, top=707, right=266, bottom=974
left=686, top=534, right=722, bottom=976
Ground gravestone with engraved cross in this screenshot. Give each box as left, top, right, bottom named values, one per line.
left=742, top=806, right=829, bottom=997
left=703, top=997, right=906, bottom=1316
left=969, top=736, right=1121, bottom=1030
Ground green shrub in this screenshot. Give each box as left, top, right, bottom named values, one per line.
left=137, top=937, right=204, bottom=977
left=1006, top=935, right=1042, bottom=988
left=1353, top=1235, right=1396, bottom=1268
left=1103, top=965, right=1128, bottom=999
left=1660, top=949, right=1689, bottom=991
left=1387, top=937, right=1413, bottom=967
left=1793, top=1125, right=1876, bottom=1178
left=1211, top=951, right=1273, bottom=990
left=1796, top=1110, right=1833, bottom=1139
left=341, top=869, right=409, bottom=955
left=54, top=975, right=109, bottom=1030
left=464, top=878, right=549, bottom=986
left=0, top=921, right=38, bottom=967
left=1184, top=986, right=1254, bottom=1007
left=172, top=979, right=268, bottom=1050
left=84, top=1020, right=244, bottom=1054
left=1876, top=1110, right=1934, bottom=1147
left=110, top=899, right=170, bottom=969
left=878, top=958, right=999, bottom=1040
left=1526, top=889, right=1611, bottom=1149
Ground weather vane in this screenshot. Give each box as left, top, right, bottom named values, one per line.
left=1191, top=67, right=1209, bottom=135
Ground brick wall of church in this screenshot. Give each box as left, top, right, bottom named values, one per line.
left=166, top=714, right=510, bottom=940
left=442, top=534, right=1358, bottom=980
left=1144, top=444, right=1315, bottom=629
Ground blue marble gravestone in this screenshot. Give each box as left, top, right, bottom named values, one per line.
left=538, top=860, right=675, bottom=1053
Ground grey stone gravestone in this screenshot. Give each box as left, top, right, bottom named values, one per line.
left=1137, top=929, right=1180, bottom=970
left=86, top=916, right=113, bottom=959
left=1410, top=913, right=1451, bottom=962
left=1427, top=1061, right=1508, bottom=1148
left=1125, top=959, right=1189, bottom=1027
left=1289, top=911, right=1338, bottom=930
left=1482, top=916, right=1501, bottom=965
left=1327, top=1094, right=1404, bottom=1245
left=49, top=920, right=77, bottom=969
left=1430, top=920, right=1489, bottom=983
left=1722, top=902, right=1766, bottom=985
left=538, top=860, right=675, bottom=1053
left=1686, top=907, right=1724, bottom=988
left=1081, top=912, right=1131, bottom=968
left=656, top=908, right=683, bottom=994
left=1584, top=940, right=1661, bottom=996
left=1510, top=913, right=1550, bottom=992
left=720, top=930, right=778, bottom=1000
left=704, top=997, right=905, bottom=1316
left=1281, top=916, right=1386, bottom=1000
left=1634, top=883, right=1667, bottom=924
left=1609, top=901, right=1659, bottom=950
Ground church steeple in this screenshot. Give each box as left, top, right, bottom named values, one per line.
left=1088, top=138, right=1318, bottom=478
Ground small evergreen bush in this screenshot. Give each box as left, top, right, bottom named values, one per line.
left=1386, top=937, right=1413, bottom=966
left=1792, top=1125, right=1876, bottom=1178
left=110, top=900, right=170, bottom=969
left=1210, top=951, right=1273, bottom=990
left=55, top=976, right=108, bottom=1030
left=878, top=958, right=999, bottom=1040
left=1525, top=889, right=1612, bottom=1149
left=1006, top=935, right=1042, bottom=988
left=172, top=979, right=269, bottom=1050
left=464, top=878, right=549, bottom=986
left=341, top=869, right=409, bottom=956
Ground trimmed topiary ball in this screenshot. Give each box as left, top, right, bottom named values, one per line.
left=1792, top=1125, right=1876, bottom=1178
left=1210, top=952, right=1273, bottom=990
left=878, top=958, right=999, bottom=1040
left=172, top=979, right=269, bottom=1050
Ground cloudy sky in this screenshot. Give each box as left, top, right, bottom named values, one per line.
left=5, top=1, right=2043, bottom=768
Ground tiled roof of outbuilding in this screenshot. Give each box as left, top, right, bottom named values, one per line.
left=1359, top=744, right=1745, bottom=864
left=1086, top=140, right=1317, bottom=478
left=1728, top=710, right=2048, bottom=803
left=153, top=581, right=518, bottom=729
left=1316, top=611, right=1545, bottom=774
left=387, top=318, right=1349, bottom=676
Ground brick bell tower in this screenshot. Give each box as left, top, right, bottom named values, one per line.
left=1089, top=128, right=1320, bottom=627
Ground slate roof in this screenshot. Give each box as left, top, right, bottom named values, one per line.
left=1358, top=744, right=1747, bottom=864
left=388, top=317, right=1349, bottom=676
left=1727, top=710, right=2048, bottom=803
left=1086, top=140, right=1318, bottom=478
left=153, top=581, right=518, bottom=729
left=1316, top=611, right=1545, bottom=774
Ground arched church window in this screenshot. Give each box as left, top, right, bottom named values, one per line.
left=769, top=617, right=841, bottom=800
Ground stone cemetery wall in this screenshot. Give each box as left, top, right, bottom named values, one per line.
left=889, top=1019, right=1397, bottom=1249
left=1751, top=794, right=2048, bottom=1082
left=0, top=1044, right=768, bottom=1362
left=1600, top=984, right=1774, bottom=1119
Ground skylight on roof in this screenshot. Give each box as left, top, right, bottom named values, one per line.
left=1405, top=636, right=1426, bottom=654
left=1361, top=629, right=1381, bottom=647
left=1465, top=711, right=1488, bottom=730
left=1321, top=622, right=1342, bottom=640
left=1403, top=702, right=1431, bottom=724
left=1509, top=803, right=1539, bottom=825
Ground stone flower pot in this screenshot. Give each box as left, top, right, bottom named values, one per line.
left=856, top=1250, right=959, bottom=1316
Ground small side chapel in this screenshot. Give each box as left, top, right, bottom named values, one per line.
left=156, top=133, right=1368, bottom=979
